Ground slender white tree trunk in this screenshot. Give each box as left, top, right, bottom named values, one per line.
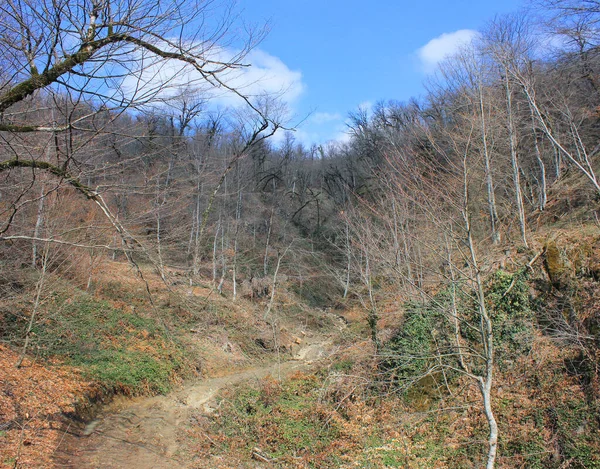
left=462, top=151, right=498, bottom=469
left=480, top=374, right=499, bottom=469
left=504, top=72, right=528, bottom=248
left=264, top=207, right=274, bottom=276
left=530, top=111, right=547, bottom=211
left=212, top=220, right=220, bottom=287
left=32, top=183, right=45, bottom=267
left=264, top=243, right=292, bottom=320
left=232, top=166, right=242, bottom=301
left=343, top=215, right=351, bottom=299
left=478, top=80, right=501, bottom=244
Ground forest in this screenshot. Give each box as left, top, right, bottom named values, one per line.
left=1, top=0, right=600, bottom=468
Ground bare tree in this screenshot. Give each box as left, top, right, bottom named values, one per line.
left=349, top=107, right=504, bottom=467
left=484, top=15, right=534, bottom=247
left=0, top=0, right=283, bottom=281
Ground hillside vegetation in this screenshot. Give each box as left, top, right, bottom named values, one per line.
left=1, top=0, right=600, bottom=468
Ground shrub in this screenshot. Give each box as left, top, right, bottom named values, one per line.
left=485, top=269, right=534, bottom=365
left=380, top=288, right=456, bottom=390
left=381, top=270, right=534, bottom=390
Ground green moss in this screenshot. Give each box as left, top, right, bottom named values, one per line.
left=545, top=240, right=572, bottom=288
left=380, top=449, right=406, bottom=467
left=380, top=299, right=440, bottom=383
left=331, top=359, right=354, bottom=373
left=503, top=434, right=548, bottom=469
left=552, top=399, right=600, bottom=468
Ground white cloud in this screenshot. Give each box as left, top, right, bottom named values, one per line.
left=232, top=49, right=305, bottom=104
left=119, top=44, right=304, bottom=115
left=332, top=128, right=352, bottom=145
left=538, top=32, right=570, bottom=54
left=310, top=111, right=342, bottom=124
left=417, top=29, right=480, bottom=72
left=271, top=113, right=349, bottom=149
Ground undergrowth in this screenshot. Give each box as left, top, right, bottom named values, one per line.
left=381, top=269, right=534, bottom=393
left=189, top=370, right=384, bottom=468
left=185, top=261, right=600, bottom=469
left=213, top=373, right=342, bottom=464
left=189, top=345, right=600, bottom=468
left=3, top=286, right=191, bottom=395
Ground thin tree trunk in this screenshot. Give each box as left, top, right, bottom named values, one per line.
left=401, top=220, right=413, bottom=287
left=553, top=144, right=561, bottom=181
left=478, top=80, right=501, bottom=244
left=364, top=239, right=380, bottom=353
left=32, top=183, right=45, bottom=267
left=415, top=242, right=424, bottom=290
left=16, top=245, right=48, bottom=368
left=86, top=249, right=96, bottom=290
left=218, top=216, right=226, bottom=294
left=392, top=199, right=400, bottom=267
left=187, top=206, right=196, bottom=257
left=212, top=220, right=220, bottom=287
left=343, top=217, right=351, bottom=299
left=155, top=204, right=166, bottom=282
left=530, top=108, right=547, bottom=211
left=504, top=73, right=528, bottom=248
left=461, top=149, right=498, bottom=469
left=480, top=374, right=499, bottom=469
left=191, top=121, right=272, bottom=276
left=444, top=233, right=469, bottom=373
left=264, top=242, right=293, bottom=320
left=232, top=238, right=238, bottom=300
left=232, top=165, right=242, bottom=301
left=516, top=72, right=600, bottom=195
left=264, top=207, right=274, bottom=276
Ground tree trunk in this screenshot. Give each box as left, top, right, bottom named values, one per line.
left=504, top=73, right=528, bottom=248
left=212, top=220, right=221, bottom=287
left=264, top=207, right=274, bottom=276
left=232, top=164, right=243, bottom=301
left=17, top=246, right=48, bottom=368
left=343, top=215, right=351, bottom=299
left=530, top=111, right=547, bottom=211
left=462, top=145, right=498, bottom=469
left=478, top=80, right=501, bottom=244
left=32, top=183, right=45, bottom=267
left=480, top=375, right=499, bottom=469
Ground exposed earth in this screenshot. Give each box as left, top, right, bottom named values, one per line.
left=54, top=332, right=338, bottom=468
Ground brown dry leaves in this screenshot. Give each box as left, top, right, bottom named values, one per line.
left=0, top=345, right=96, bottom=468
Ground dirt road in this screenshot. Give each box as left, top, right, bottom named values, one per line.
left=54, top=334, right=335, bottom=468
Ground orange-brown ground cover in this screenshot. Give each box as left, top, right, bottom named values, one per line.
left=0, top=345, right=97, bottom=468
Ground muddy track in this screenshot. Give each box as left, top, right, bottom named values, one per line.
left=53, top=334, right=337, bottom=468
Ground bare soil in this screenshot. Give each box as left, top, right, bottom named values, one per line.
left=53, top=332, right=338, bottom=468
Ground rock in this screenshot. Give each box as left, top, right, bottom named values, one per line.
left=544, top=240, right=572, bottom=288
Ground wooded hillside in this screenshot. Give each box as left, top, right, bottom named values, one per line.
left=1, top=1, right=600, bottom=467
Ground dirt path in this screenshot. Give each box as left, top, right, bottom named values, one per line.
left=53, top=332, right=337, bottom=468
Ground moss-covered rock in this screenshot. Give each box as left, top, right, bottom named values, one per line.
left=544, top=240, right=572, bottom=288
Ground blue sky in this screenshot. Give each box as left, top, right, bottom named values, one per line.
left=231, top=0, right=526, bottom=146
